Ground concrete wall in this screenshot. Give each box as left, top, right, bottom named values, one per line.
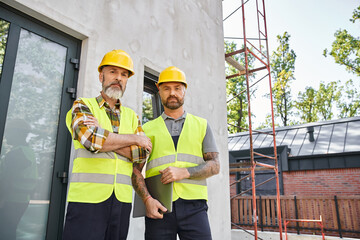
left=2, top=0, right=231, bottom=239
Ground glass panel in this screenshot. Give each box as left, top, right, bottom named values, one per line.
left=0, top=19, right=10, bottom=77
left=0, top=28, right=67, bottom=240
left=142, top=91, right=154, bottom=124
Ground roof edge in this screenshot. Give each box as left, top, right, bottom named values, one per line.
left=228, top=116, right=360, bottom=137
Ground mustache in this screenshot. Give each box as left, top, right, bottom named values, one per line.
left=109, top=81, right=123, bottom=88
left=167, top=96, right=179, bottom=101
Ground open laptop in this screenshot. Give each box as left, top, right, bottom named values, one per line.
left=133, top=174, right=173, bottom=218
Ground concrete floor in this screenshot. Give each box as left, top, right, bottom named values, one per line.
left=231, top=229, right=360, bottom=240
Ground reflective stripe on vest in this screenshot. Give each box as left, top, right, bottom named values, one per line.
left=146, top=155, right=175, bottom=170
left=143, top=113, right=208, bottom=201
left=71, top=172, right=132, bottom=186
left=71, top=173, right=114, bottom=184
left=146, top=153, right=203, bottom=169
left=75, top=148, right=132, bottom=163
left=66, top=97, right=137, bottom=203
left=177, top=178, right=207, bottom=186
left=116, top=174, right=132, bottom=185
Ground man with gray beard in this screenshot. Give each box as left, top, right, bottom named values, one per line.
left=62, top=49, right=152, bottom=240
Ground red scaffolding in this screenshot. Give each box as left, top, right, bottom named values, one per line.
left=284, top=216, right=325, bottom=240
left=225, top=0, right=283, bottom=239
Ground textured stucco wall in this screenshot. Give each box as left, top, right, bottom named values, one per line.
left=2, top=0, right=231, bottom=238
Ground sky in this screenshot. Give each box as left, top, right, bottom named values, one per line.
left=222, top=0, right=359, bottom=128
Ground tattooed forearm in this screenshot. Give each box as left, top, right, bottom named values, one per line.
left=187, top=152, right=220, bottom=179
left=131, top=162, right=150, bottom=200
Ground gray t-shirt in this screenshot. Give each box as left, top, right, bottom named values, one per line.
left=161, top=112, right=218, bottom=154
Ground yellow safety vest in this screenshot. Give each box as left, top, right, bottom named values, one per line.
left=143, top=113, right=208, bottom=201
left=65, top=97, right=138, bottom=203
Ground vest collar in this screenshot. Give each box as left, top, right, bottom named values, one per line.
left=161, top=111, right=187, bottom=121
left=96, top=94, right=121, bottom=111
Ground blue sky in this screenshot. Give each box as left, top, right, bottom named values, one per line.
left=222, top=0, right=359, bottom=127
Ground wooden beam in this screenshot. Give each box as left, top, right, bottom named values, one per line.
left=225, top=66, right=266, bottom=79
left=225, top=48, right=246, bottom=57
left=225, top=56, right=245, bottom=72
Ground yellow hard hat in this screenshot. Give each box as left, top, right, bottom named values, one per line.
left=98, top=49, right=135, bottom=77
left=157, top=66, right=187, bottom=88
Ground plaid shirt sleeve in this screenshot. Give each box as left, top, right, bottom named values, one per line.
left=71, top=98, right=110, bottom=153
left=130, top=116, right=149, bottom=163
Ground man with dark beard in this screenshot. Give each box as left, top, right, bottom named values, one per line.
left=62, top=49, right=152, bottom=240
left=132, top=66, right=220, bottom=240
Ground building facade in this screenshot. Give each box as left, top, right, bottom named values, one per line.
left=0, top=0, right=230, bottom=239
left=229, top=117, right=360, bottom=197
left=228, top=117, right=360, bottom=238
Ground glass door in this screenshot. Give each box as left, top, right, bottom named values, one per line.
left=0, top=3, right=80, bottom=239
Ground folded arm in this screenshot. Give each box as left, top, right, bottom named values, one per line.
left=71, top=99, right=151, bottom=158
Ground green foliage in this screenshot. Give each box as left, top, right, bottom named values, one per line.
left=295, top=87, right=319, bottom=123
left=337, top=79, right=360, bottom=118
left=142, top=95, right=154, bottom=124
left=324, top=5, right=360, bottom=76
left=293, top=5, right=360, bottom=124
left=256, top=113, right=279, bottom=130
left=0, top=20, right=10, bottom=77
left=295, top=80, right=358, bottom=123
left=225, top=41, right=256, bottom=133
left=316, top=81, right=341, bottom=121
left=250, top=5, right=359, bottom=128
left=350, top=5, right=360, bottom=23
left=270, top=32, right=296, bottom=126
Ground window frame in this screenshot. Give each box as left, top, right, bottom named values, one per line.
left=143, top=71, right=162, bottom=122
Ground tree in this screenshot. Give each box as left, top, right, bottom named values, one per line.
left=295, top=87, right=319, bottom=123
left=270, top=32, right=297, bottom=126
left=324, top=5, right=360, bottom=76
left=225, top=41, right=256, bottom=133
left=315, top=81, right=341, bottom=121
left=142, top=95, right=154, bottom=124
left=0, top=20, right=10, bottom=77
left=337, top=79, right=360, bottom=118
left=256, top=113, right=279, bottom=130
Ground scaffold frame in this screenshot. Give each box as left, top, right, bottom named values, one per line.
left=225, top=0, right=283, bottom=239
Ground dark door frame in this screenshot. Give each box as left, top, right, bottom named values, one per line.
left=0, top=3, right=81, bottom=239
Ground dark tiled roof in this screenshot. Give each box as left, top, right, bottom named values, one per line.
left=228, top=116, right=360, bottom=157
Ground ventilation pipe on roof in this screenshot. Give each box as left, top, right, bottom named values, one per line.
left=307, top=126, right=315, bottom=142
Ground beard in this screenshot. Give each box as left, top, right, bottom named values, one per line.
left=104, top=86, right=123, bottom=99
left=162, top=96, right=184, bottom=110
left=102, top=77, right=125, bottom=100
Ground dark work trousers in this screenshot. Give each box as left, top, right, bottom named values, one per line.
left=145, top=198, right=212, bottom=240
left=62, top=192, right=131, bottom=240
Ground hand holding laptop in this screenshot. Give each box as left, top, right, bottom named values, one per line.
left=144, top=196, right=167, bottom=219
left=133, top=174, right=173, bottom=218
